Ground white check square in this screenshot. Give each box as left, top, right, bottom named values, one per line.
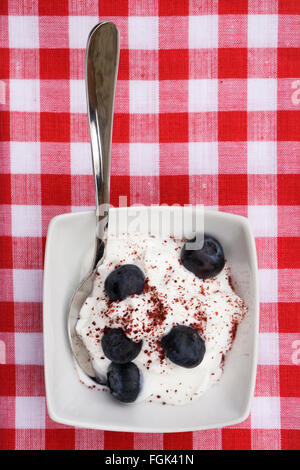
left=13, top=269, right=43, bottom=302
left=15, top=397, right=45, bottom=429
left=69, top=16, right=99, bottom=48
left=258, top=333, right=279, bottom=366
left=248, top=79, right=277, bottom=111
left=71, top=143, right=92, bottom=175
left=11, top=205, right=42, bottom=237
left=189, top=142, right=218, bottom=175
left=258, top=269, right=278, bottom=303
left=247, top=141, right=277, bottom=174
left=15, top=333, right=43, bottom=365
left=248, top=205, right=277, bottom=237
left=9, top=16, right=39, bottom=48
left=129, top=80, right=159, bottom=114
left=189, top=15, right=218, bottom=49
left=129, top=17, right=158, bottom=50
left=130, top=143, right=159, bottom=176
left=10, top=142, right=41, bottom=174
left=10, top=79, right=40, bottom=112
left=248, top=15, right=278, bottom=48
left=189, top=79, right=218, bottom=112
left=70, top=80, right=86, bottom=113
left=251, top=397, right=281, bottom=429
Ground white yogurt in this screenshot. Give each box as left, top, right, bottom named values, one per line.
left=76, top=234, right=246, bottom=405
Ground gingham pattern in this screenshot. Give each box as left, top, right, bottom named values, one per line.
left=0, top=0, right=299, bottom=451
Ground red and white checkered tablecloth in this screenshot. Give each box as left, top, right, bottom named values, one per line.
left=0, top=0, right=300, bottom=451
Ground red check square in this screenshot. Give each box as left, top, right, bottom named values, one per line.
left=0, top=237, right=12, bottom=269
left=46, top=429, right=75, bottom=450
left=280, top=366, right=300, bottom=397
left=278, top=175, right=300, bottom=205
left=218, top=48, right=247, bottom=78
left=278, top=111, right=300, bottom=141
left=0, top=365, right=15, bottom=396
left=0, top=0, right=8, bottom=14
left=222, top=429, right=251, bottom=450
left=39, top=0, right=69, bottom=15
left=278, top=237, right=300, bottom=269
left=40, top=112, right=70, bottom=143
left=0, top=302, right=14, bottom=332
left=100, top=0, right=128, bottom=16
left=41, top=174, right=71, bottom=206
left=218, top=175, right=248, bottom=205
left=0, top=175, right=11, bottom=204
left=112, top=114, right=129, bottom=143
left=110, top=175, right=130, bottom=207
left=160, top=175, right=189, bottom=205
left=0, top=430, right=15, bottom=450
left=0, top=111, right=10, bottom=141
left=278, top=49, right=300, bottom=78
left=0, top=49, right=9, bottom=79
left=281, top=430, right=300, bottom=450
left=118, top=49, right=129, bottom=80
left=159, top=113, right=188, bottom=143
left=278, top=303, right=300, bottom=333
left=40, top=49, right=70, bottom=79
left=164, top=432, right=193, bottom=450
left=159, top=0, right=189, bottom=16
left=104, top=431, right=134, bottom=450
left=219, top=0, right=248, bottom=14
left=278, top=0, right=300, bottom=14
left=159, top=50, right=189, bottom=80
left=218, top=111, right=247, bottom=141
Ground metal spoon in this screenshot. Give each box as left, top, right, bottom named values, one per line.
left=67, top=22, right=119, bottom=384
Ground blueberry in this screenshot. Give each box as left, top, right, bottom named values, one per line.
left=161, top=325, right=205, bottom=368
left=107, top=362, right=141, bottom=403
left=102, top=328, right=142, bottom=363
left=181, top=235, right=225, bottom=280
left=104, top=264, right=145, bottom=301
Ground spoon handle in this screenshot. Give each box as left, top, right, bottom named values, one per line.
left=85, top=22, right=120, bottom=245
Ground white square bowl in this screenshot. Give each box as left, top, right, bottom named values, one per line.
left=43, top=208, right=259, bottom=432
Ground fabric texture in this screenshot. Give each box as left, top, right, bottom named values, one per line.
left=0, top=0, right=300, bottom=450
